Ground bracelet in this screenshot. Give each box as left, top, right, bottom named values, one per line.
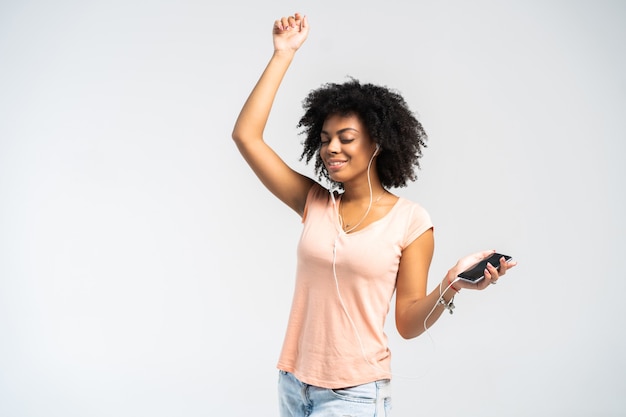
left=448, top=275, right=460, bottom=293
left=438, top=294, right=455, bottom=315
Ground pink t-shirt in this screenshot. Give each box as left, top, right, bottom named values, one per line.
left=277, top=183, right=433, bottom=388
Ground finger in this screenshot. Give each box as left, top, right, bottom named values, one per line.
left=480, top=249, right=497, bottom=259
left=487, top=262, right=499, bottom=277
left=486, top=262, right=499, bottom=284
left=473, top=249, right=496, bottom=265
left=301, top=14, right=308, bottom=29
left=298, top=15, right=309, bottom=35
left=293, top=13, right=302, bottom=29
left=281, top=16, right=291, bottom=30
left=275, top=17, right=288, bottom=31
left=498, top=256, right=508, bottom=276
left=293, top=12, right=304, bottom=27
left=478, top=267, right=493, bottom=288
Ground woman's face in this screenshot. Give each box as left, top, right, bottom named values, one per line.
left=319, top=113, right=378, bottom=185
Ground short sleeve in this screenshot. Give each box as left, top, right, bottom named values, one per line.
left=403, top=203, right=433, bottom=248
left=301, top=183, right=329, bottom=224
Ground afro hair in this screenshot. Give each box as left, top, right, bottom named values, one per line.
left=298, top=78, right=428, bottom=189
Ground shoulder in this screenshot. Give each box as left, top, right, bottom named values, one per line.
left=396, top=197, right=431, bottom=222
left=301, top=182, right=331, bottom=221
left=393, top=197, right=433, bottom=247
left=306, top=182, right=331, bottom=202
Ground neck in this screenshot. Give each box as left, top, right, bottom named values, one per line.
left=341, top=181, right=385, bottom=203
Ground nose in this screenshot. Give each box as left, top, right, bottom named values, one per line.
left=327, top=137, right=341, bottom=154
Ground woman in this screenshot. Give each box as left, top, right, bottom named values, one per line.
left=231, top=12, right=516, bottom=417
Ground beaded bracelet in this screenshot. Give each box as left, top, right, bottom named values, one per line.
left=438, top=295, right=455, bottom=315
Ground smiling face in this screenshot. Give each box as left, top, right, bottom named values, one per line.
left=319, top=113, right=379, bottom=186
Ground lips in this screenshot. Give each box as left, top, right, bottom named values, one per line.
left=326, top=159, right=347, bottom=171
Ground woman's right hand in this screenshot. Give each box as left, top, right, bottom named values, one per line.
left=231, top=11, right=315, bottom=216
left=273, top=13, right=309, bottom=53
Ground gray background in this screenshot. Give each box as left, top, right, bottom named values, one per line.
left=1, top=0, right=624, bottom=416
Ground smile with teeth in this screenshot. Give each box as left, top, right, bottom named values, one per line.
left=327, top=160, right=347, bottom=171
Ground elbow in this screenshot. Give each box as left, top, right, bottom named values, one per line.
left=397, top=327, right=419, bottom=341
left=231, top=118, right=248, bottom=144
left=231, top=127, right=257, bottom=149
left=231, top=128, right=242, bottom=144
left=397, top=330, right=414, bottom=340
left=395, top=317, right=421, bottom=340
left=231, top=130, right=249, bottom=153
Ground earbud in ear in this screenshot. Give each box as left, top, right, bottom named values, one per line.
left=374, top=144, right=381, bottom=156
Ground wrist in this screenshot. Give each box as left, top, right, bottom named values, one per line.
left=443, top=272, right=460, bottom=295
left=272, top=49, right=297, bottom=59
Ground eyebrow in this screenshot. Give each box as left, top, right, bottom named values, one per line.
left=320, top=127, right=359, bottom=136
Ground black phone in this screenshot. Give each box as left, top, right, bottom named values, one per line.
left=457, top=252, right=512, bottom=283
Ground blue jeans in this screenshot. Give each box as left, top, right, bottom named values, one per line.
left=278, top=370, right=392, bottom=417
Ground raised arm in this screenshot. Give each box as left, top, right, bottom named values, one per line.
left=231, top=13, right=315, bottom=216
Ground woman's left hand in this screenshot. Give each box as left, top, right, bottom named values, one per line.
left=447, top=250, right=517, bottom=291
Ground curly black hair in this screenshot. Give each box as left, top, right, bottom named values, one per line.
left=298, top=78, right=427, bottom=189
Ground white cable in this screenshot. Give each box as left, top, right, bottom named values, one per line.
left=330, top=151, right=387, bottom=375
left=329, top=151, right=438, bottom=380
left=338, top=151, right=376, bottom=234
left=422, top=277, right=461, bottom=344
left=326, top=147, right=462, bottom=380
left=332, top=233, right=446, bottom=380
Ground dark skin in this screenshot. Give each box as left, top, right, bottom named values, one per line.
left=231, top=12, right=517, bottom=339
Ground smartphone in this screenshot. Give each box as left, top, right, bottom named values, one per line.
left=457, top=252, right=512, bottom=283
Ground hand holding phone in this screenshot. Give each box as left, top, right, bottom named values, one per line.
left=457, top=252, right=513, bottom=283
